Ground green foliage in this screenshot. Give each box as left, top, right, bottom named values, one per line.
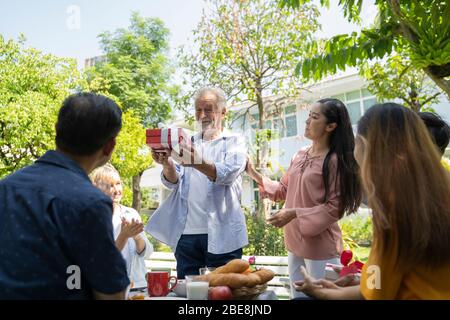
left=140, top=211, right=172, bottom=252
left=117, top=112, right=155, bottom=212
left=0, top=35, right=80, bottom=177
left=111, top=110, right=153, bottom=180
left=140, top=187, right=160, bottom=210
left=83, top=12, right=177, bottom=210
left=85, top=12, right=175, bottom=127
left=179, top=0, right=320, bottom=209
left=360, top=51, right=441, bottom=112
left=442, top=157, right=450, bottom=171
left=242, top=206, right=287, bottom=256
left=178, top=0, right=320, bottom=112
left=339, top=213, right=373, bottom=248
left=280, top=0, right=450, bottom=98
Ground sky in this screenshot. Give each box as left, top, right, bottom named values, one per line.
left=0, top=0, right=377, bottom=69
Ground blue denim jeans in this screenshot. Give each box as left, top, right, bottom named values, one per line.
left=175, top=234, right=243, bottom=279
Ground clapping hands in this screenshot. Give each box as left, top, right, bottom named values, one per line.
left=120, top=217, right=144, bottom=239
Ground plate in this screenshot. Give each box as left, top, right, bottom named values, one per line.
left=145, top=296, right=188, bottom=300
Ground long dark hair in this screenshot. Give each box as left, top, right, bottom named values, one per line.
left=317, top=98, right=362, bottom=217
left=418, top=111, right=450, bottom=155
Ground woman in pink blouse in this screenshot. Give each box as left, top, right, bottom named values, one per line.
left=246, top=98, right=362, bottom=298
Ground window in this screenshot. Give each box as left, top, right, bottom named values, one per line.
left=361, top=88, right=373, bottom=98
left=331, top=94, right=345, bottom=101
left=347, top=101, right=362, bottom=124
left=331, top=88, right=378, bottom=124
left=285, top=104, right=296, bottom=115
left=285, top=115, right=298, bottom=137
left=346, top=90, right=361, bottom=101
left=363, top=97, right=377, bottom=112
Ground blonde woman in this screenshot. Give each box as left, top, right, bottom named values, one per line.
left=91, top=164, right=153, bottom=288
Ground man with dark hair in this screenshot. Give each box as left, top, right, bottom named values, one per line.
left=0, top=92, right=130, bottom=299
left=418, top=112, right=450, bottom=156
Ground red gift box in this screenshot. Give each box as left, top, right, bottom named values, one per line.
left=146, top=127, right=190, bottom=154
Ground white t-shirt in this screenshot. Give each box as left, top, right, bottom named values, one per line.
left=112, top=205, right=153, bottom=288
left=183, top=137, right=222, bottom=234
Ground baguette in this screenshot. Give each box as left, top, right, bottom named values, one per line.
left=210, top=259, right=249, bottom=274
left=196, top=268, right=275, bottom=288
left=253, top=268, right=275, bottom=283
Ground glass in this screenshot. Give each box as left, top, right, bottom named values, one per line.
left=199, top=267, right=216, bottom=275
left=186, top=275, right=209, bottom=300
left=331, top=93, right=345, bottom=101
left=347, top=101, right=362, bottom=124
left=361, top=88, right=372, bottom=97
left=363, top=97, right=377, bottom=112
left=285, top=115, right=297, bottom=137
left=284, top=104, right=296, bottom=115
left=346, top=90, right=361, bottom=101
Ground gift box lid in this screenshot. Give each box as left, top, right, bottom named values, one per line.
left=146, top=128, right=161, bottom=137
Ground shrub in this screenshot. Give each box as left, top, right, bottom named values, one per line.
left=243, top=206, right=287, bottom=256
left=339, top=211, right=373, bottom=248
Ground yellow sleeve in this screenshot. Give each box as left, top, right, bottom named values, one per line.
left=360, top=249, right=404, bottom=300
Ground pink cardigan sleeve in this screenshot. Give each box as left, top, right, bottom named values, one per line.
left=295, top=157, right=341, bottom=238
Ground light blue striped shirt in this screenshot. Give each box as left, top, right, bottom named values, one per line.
left=145, top=132, right=248, bottom=254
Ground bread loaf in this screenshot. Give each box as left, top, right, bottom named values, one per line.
left=253, top=269, right=275, bottom=283
left=196, top=268, right=275, bottom=288
left=210, top=259, right=249, bottom=274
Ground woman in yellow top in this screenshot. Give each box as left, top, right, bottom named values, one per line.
left=295, top=103, right=450, bottom=299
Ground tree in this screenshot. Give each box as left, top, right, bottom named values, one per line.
left=360, top=51, right=441, bottom=112
left=178, top=0, right=319, bottom=216
left=85, top=12, right=175, bottom=211
left=179, top=0, right=319, bottom=165
left=0, top=35, right=80, bottom=177
left=280, top=0, right=450, bottom=99
left=111, top=110, right=153, bottom=212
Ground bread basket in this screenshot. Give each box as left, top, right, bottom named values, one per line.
left=231, top=283, right=268, bottom=299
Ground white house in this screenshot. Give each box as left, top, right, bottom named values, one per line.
left=140, top=72, right=450, bottom=211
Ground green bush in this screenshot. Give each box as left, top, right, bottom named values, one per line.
left=140, top=212, right=172, bottom=252
left=243, top=206, right=287, bottom=256
left=339, top=212, right=373, bottom=248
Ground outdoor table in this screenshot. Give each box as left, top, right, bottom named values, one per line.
left=128, top=288, right=278, bottom=300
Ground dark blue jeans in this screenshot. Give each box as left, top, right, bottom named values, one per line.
left=175, top=234, right=243, bottom=279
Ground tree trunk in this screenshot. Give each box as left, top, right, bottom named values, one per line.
left=255, top=82, right=271, bottom=219
left=408, top=90, right=421, bottom=112
left=132, top=171, right=143, bottom=213
left=423, top=67, right=450, bottom=101
left=256, top=85, right=265, bottom=169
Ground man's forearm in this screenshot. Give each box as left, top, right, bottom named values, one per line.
left=163, top=162, right=178, bottom=184
left=193, top=160, right=217, bottom=181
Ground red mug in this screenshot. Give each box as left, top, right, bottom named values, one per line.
left=146, top=271, right=178, bottom=297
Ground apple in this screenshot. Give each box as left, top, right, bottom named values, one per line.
left=208, top=286, right=233, bottom=300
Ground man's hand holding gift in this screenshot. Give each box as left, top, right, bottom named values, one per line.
left=151, top=148, right=173, bottom=167
left=170, top=142, right=203, bottom=167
